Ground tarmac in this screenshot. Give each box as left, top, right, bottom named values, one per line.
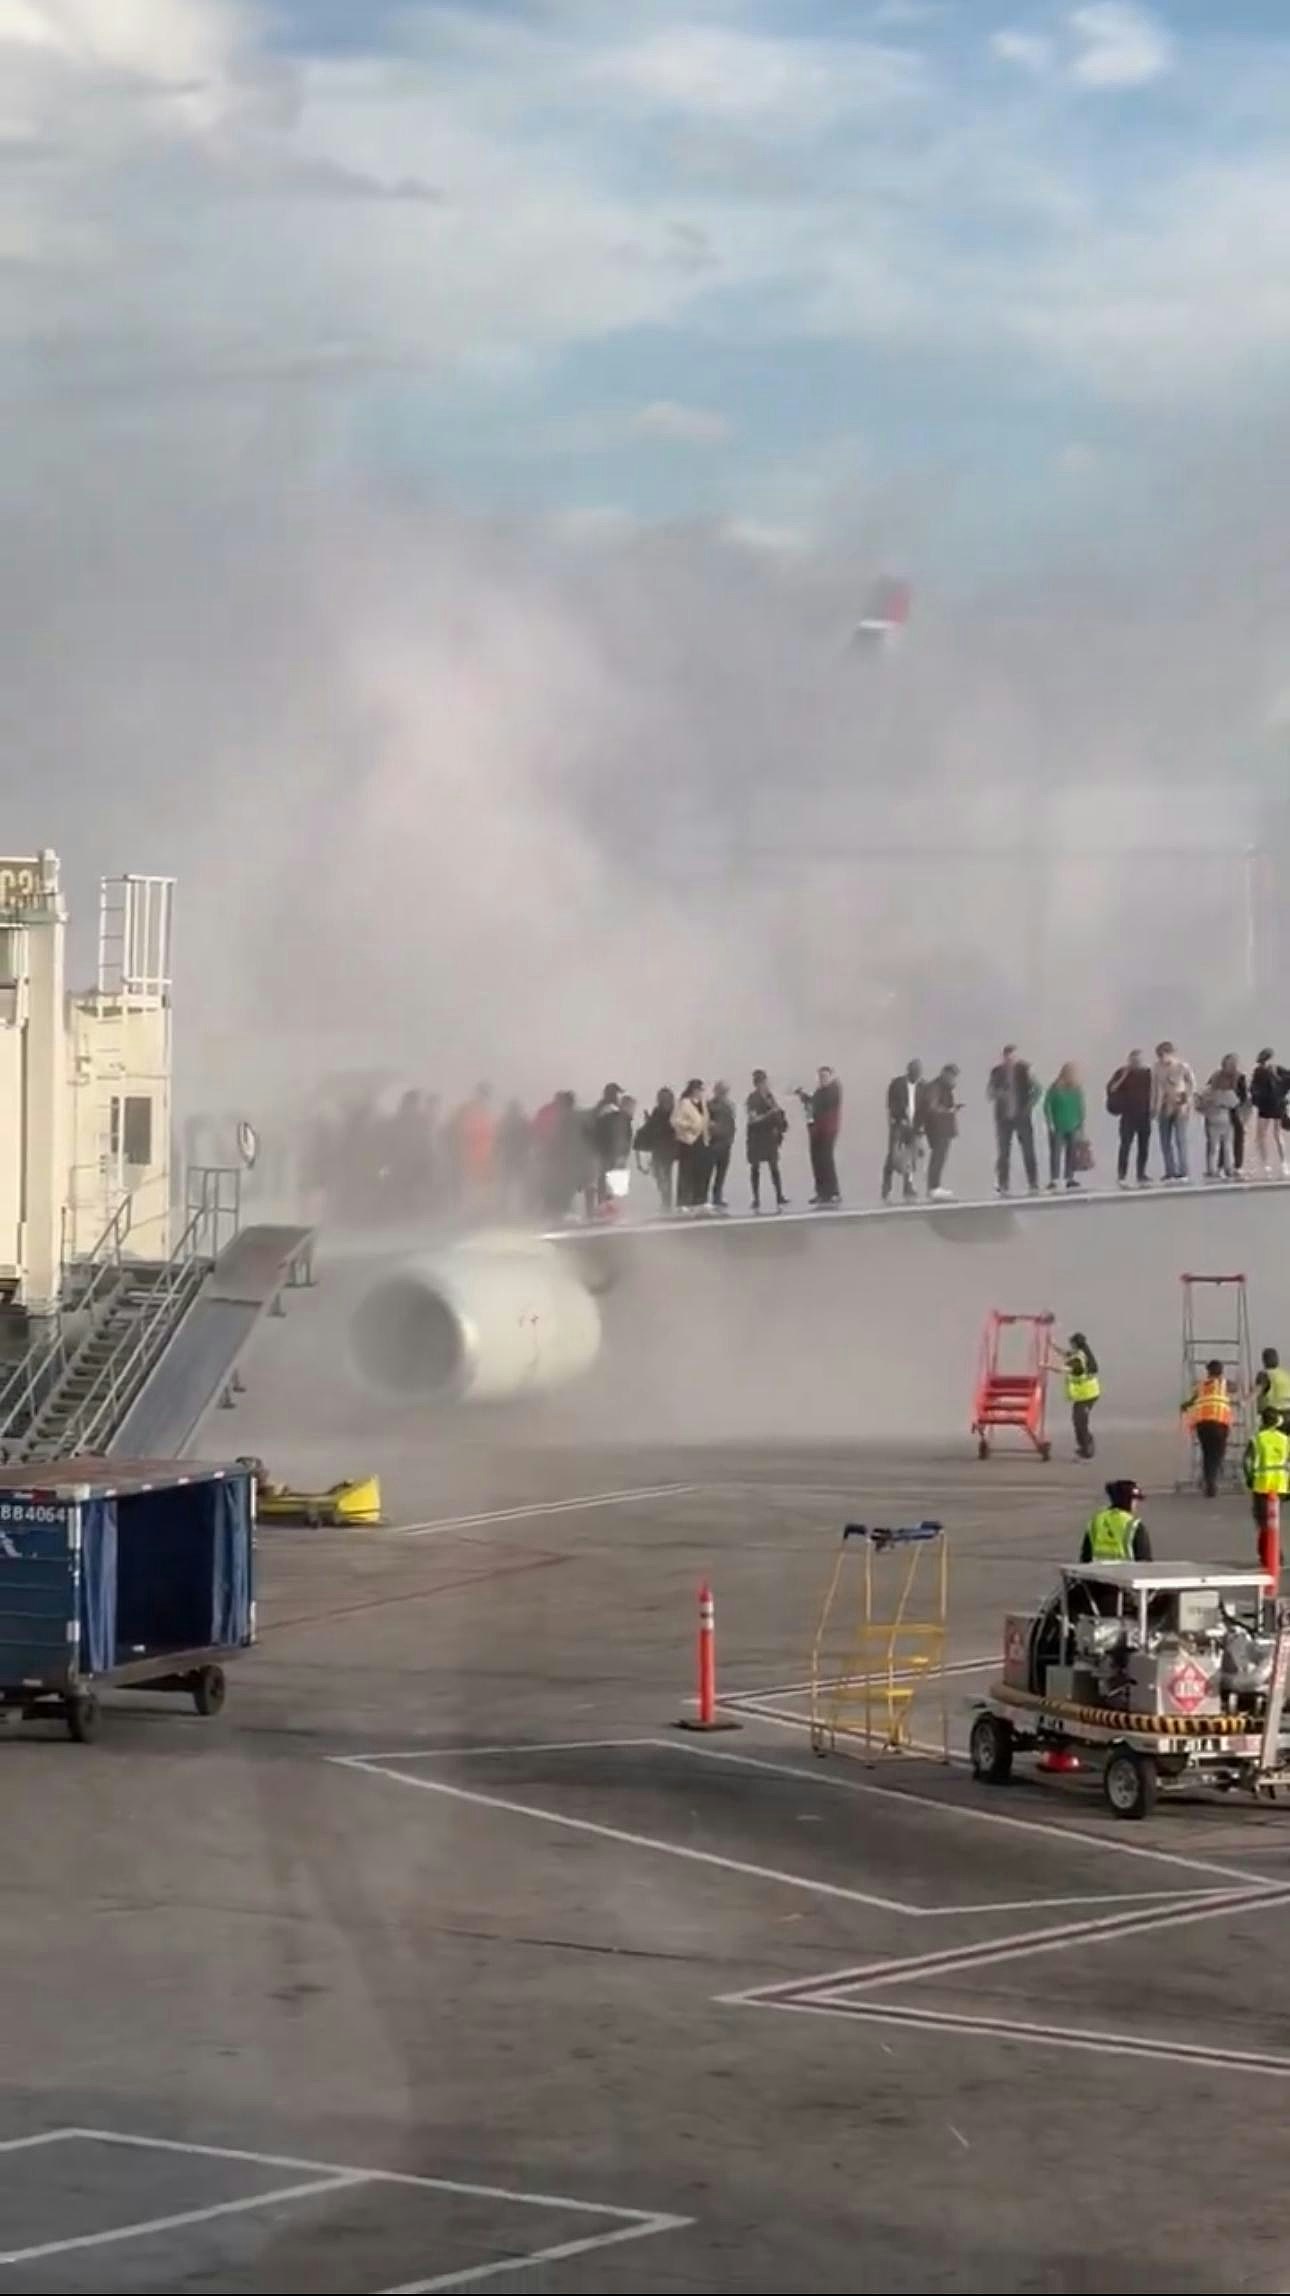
left=2, top=1370, right=1290, bottom=2295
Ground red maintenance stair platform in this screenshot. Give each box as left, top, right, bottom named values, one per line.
left=972, top=1309, right=1055, bottom=1461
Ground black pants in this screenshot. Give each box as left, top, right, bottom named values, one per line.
left=1072, top=1399, right=1096, bottom=1458
left=1232, top=1112, right=1246, bottom=1172
left=810, top=1128, right=840, bottom=1203
left=750, top=1153, right=785, bottom=1208
left=995, top=1113, right=1038, bottom=1192
left=926, top=1125, right=953, bottom=1192
left=650, top=1154, right=674, bottom=1212
left=1195, top=1420, right=1228, bottom=1497
left=710, top=1145, right=731, bottom=1207
left=1117, top=1112, right=1151, bottom=1181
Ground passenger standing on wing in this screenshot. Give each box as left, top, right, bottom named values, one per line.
left=672, top=1080, right=710, bottom=1212
left=1057, top=1331, right=1100, bottom=1459
left=1081, top=1481, right=1151, bottom=1563
left=746, top=1070, right=788, bottom=1212
left=1182, top=1358, right=1234, bottom=1498
left=1250, top=1049, right=1290, bottom=1179
left=987, top=1044, right=1040, bottom=1196
left=1044, top=1063, right=1087, bottom=1192
left=921, top=1064, right=961, bottom=1200
left=1152, top=1040, right=1196, bottom=1182
left=798, top=1066, right=843, bottom=1206
left=882, top=1059, right=922, bottom=1203
left=1200, top=1062, right=1240, bottom=1180
left=634, top=1088, right=677, bottom=1213
left=707, top=1082, right=737, bottom=1211
left=1106, top=1048, right=1153, bottom=1187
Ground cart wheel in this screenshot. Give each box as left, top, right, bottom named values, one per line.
left=67, top=1692, right=101, bottom=1745
left=976, top=1437, right=990, bottom=1461
left=969, top=1711, right=1014, bottom=1785
left=1103, top=1747, right=1157, bottom=1821
left=192, top=1665, right=226, bottom=1718
left=305, top=1508, right=322, bottom=1528
left=1039, top=1442, right=1052, bottom=1463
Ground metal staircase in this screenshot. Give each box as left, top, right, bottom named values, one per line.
left=19, top=1253, right=209, bottom=1460
left=0, top=1173, right=232, bottom=1465
left=0, top=1196, right=137, bottom=1457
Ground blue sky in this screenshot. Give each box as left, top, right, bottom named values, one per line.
left=4, top=1, right=1290, bottom=564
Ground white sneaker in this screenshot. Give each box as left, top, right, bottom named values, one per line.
left=930, top=1186, right=955, bottom=1202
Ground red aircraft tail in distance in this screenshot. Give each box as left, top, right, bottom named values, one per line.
left=853, top=575, right=911, bottom=647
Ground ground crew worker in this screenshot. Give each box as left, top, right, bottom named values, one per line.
left=1080, top=1480, right=1152, bottom=1563
left=1255, top=1347, right=1290, bottom=1420
left=1182, top=1357, right=1234, bottom=1498
left=1244, top=1407, right=1290, bottom=1575
left=1058, top=1331, right=1100, bottom=1459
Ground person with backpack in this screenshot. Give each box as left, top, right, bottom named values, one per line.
left=1106, top=1048, right=1153, bottom=1186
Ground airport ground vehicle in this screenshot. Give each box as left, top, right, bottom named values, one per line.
left=0, top=1458, right=253, bottom=1741
left=971, top=1560, right=1290, bottom=1818
left=242, top=1459, right=382, bottom=1527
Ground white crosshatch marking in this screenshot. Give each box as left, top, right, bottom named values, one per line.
left=0, top=2129, right=689, bottom=2291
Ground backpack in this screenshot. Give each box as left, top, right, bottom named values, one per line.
left=1105, top=1070, right=1126, bottom=1117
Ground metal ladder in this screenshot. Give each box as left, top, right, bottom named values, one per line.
left=1178, top=1272, right=1253, bottom=1491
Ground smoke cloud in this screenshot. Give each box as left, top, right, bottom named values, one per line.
left=1, top=0, right=1288, bottom=1177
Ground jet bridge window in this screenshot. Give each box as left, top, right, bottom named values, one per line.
left=110, top=1094, right=154, bottom=1167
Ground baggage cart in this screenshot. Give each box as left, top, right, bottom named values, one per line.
left=0, top=1457, right=254, bottom=1742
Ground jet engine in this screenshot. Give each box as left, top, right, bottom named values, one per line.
left=349, top=1233, right=602, bottom=1405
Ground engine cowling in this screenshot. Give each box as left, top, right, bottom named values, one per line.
left=349, top=1233, right=602, bottom=1405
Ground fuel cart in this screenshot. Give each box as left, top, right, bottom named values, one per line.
left=970, top=1560, right=1290, bottom=1819
left=0, top=1458, right=254, bottom=1742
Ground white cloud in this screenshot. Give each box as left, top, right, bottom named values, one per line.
left=1068, top=4, right=1174, bottom=91
left=991, top=27, right=1054, bottom=75
left=630, top=399, right=730, bottom=446
left=586, top=24, right=925, bottom=131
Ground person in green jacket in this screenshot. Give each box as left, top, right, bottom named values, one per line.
left=1044, top=1062, right=1087, bottom=1191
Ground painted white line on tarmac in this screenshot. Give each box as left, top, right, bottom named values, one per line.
left=49, top=2129, right=689, bottom=2292
left=663, top=1734, right=1277, bottom=1889
left=751, top=1998, right=1290, bottom=2079
left=726, top=1881, right=1284, bottom=2006
left=390, top=1484, right=707, bottom=1538
left=335, top=1756, right=923, bottom=1915
left=383, top=2214, right=692, bottom=2295
left=0, top=2175, right=367, bottom=2266
left=349, top=1737, right=658, bottom=1765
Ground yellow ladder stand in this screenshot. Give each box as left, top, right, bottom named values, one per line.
left=809, top=1520, right=949, bottom=1763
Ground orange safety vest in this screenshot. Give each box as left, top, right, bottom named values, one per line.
left=1189, top=1377, right=1233, bottom=1428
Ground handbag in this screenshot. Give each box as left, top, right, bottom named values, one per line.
left=1071, top=1134, right=1095, bottom=1173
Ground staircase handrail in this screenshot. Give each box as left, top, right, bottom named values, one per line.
left=0, top=1194, right=137, bottom=1445
left=35, top=1202, right=216, bottom=1457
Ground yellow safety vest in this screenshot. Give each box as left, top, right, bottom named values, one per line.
left=1189, top=1378, right=1233, bottom=1428
left=1066, top=1352, right=1100, bottom=1405
left=1262, top=1366, right=1290, bottom=1413
left=1248, top=1427, right=1290, bottom=1495
left=1085, top=1507, right=1137, bottom=1561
